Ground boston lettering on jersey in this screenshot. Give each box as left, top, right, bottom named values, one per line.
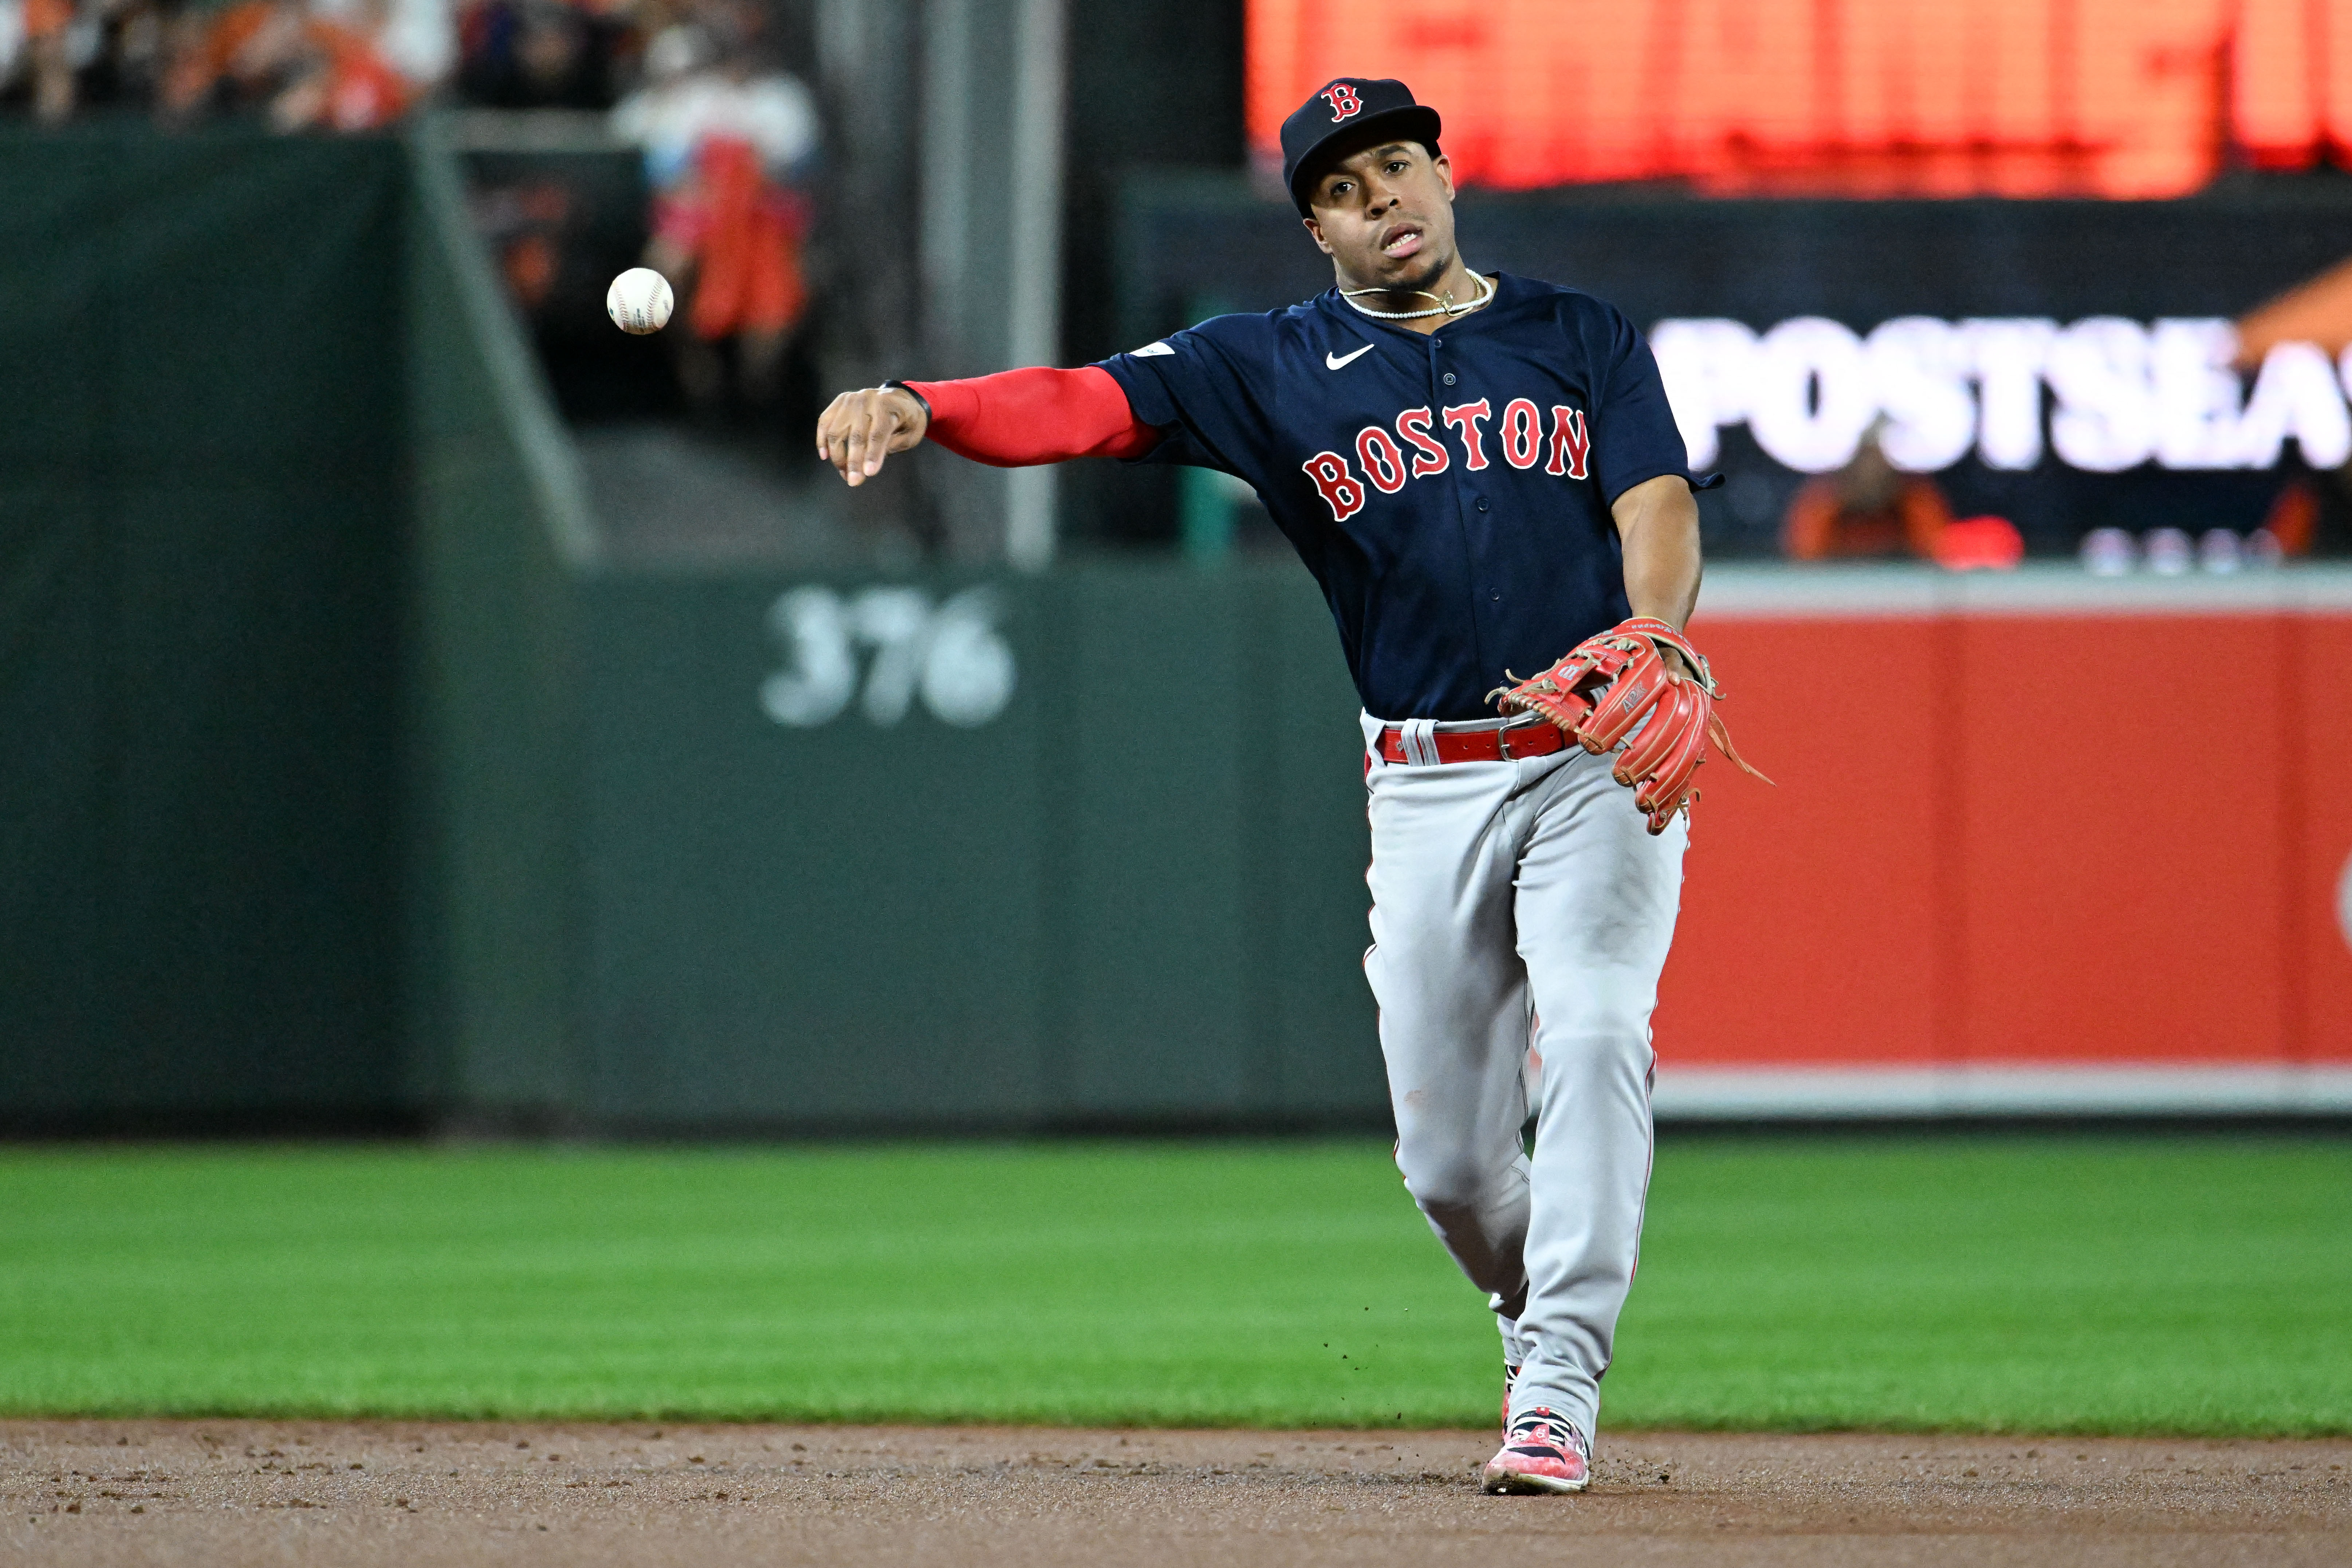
left=1098, top=272, right=1710, bottom=722
left=1304, top=400, right=1592, bottom=520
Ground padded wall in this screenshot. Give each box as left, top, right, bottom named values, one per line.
left=1664, top=570, right=2352, bottom=1111
left=0, top=129, right=409, bottom=1123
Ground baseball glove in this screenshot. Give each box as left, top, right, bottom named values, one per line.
left=1489, top=616, right=1769, bottom=834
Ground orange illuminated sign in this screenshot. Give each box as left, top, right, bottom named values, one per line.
left=1248, top=0, right=2352, bottom=198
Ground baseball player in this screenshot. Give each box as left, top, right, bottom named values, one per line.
left=816, top=78, right=1754, bottom=1495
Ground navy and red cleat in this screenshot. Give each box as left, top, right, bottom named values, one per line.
left=1481, top=1407, right=1590, bottom=1494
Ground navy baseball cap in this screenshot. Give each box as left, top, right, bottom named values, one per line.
left=1281, top=78, right=1444, bottom=215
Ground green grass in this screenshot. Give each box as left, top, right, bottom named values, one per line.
left=0, top=1138, right=2345, bottom=1435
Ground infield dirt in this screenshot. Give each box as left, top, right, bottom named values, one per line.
left=4, top=1420, right=2347, bottom=1567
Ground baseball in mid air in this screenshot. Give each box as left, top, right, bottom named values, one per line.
left=606, top=268, right=674, bottom=334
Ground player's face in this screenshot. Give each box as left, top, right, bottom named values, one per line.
left=1302, top=142, right=1458, bottom=293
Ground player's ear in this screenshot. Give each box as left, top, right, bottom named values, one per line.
left=1432, top=152, right=1456, bottom=203
left=1301, top=214, right=1335, bottom=256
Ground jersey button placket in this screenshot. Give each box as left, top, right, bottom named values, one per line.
left=1432, top=334, right=1489, bottom=652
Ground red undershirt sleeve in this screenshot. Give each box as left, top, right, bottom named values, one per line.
left=902, top=365, right=1161, bottom=466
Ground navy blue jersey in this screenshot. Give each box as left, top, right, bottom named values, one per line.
left=1097, top=272, right=1715, bottom=721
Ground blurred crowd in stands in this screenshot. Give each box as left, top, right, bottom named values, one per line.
left=3, top=0, right=821, bottom=414
left=0, top=0, right=799, bottom=133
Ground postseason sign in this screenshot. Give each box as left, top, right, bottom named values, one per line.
left=1653, top=316, right=2349, bottom=475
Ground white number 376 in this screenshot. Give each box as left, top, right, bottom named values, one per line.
left=760, top=584, right=1016, bottom=729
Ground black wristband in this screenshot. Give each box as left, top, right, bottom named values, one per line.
left=881, top=380, right=932, bottom=421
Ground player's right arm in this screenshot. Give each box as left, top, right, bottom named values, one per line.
left=815, top=366, right=1160, bottom=487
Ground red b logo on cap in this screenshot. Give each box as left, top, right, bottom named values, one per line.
left=1321, top=82, right=1363, bottom=121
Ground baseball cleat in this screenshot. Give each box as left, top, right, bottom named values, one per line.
left=1481, top=1407, right=1590, bottom=1494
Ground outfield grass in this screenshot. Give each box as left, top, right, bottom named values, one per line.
left=0, top=1137, right=2345, bottom=1435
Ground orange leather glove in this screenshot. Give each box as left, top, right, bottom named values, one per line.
left=1491, top=617, right=1769, bottom=834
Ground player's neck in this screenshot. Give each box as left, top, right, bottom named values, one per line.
left=1338, top=255, right=1486, bottom=335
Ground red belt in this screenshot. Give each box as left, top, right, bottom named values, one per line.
left=1376, top=721, right=1570, bottom=765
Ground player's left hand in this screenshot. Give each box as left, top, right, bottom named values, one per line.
left=1490, top=618, right=1769, bottom=833
left=817, top=386, right=931, bottom=487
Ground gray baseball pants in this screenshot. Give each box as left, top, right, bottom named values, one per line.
left=1359, top=712, right=1688, bottom=1446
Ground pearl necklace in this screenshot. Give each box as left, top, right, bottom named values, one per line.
left=1340, top=269, right=1496, bottom=321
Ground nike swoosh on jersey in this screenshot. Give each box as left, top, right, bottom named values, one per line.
left=1325, top=343, right=1374, bottom=370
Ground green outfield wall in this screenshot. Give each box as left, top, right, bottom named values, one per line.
left=568, top=563, right=1381, bottom=1131
left=0, top=125, right=1385, bottom=1132
left=0, top=128, right=412, bottom=1125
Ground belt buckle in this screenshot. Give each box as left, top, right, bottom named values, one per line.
left=1497, top=718, right=1547, bottom=761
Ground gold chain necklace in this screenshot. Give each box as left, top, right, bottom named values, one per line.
left=1340, top=269, right=1496, bottom=321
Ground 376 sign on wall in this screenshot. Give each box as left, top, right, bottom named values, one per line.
left=761, top=584, right=1016, bottom=729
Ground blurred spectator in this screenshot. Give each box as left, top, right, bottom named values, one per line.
left=17, top=0, right=79, bottom=121
left=1782, top=422, right=1955, bottom=561
left=4, top=0, right=177, bottom=121
left=2261, top=470, right=2352, bottom=557
left=78, top=0, right=176, bottom=109
left=454, top=0, right=630, bottom=109
left=315, top=0, right=449, bottom=90
left=613, top=23, right=814, bottom=410
left=472, top=176, right=572, bottom=311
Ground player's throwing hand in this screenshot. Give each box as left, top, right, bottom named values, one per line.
left=816, top=385, right=930, bottom=486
